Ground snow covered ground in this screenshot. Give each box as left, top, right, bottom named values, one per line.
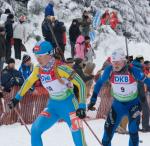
left=0, top=119, right=149, bottom=146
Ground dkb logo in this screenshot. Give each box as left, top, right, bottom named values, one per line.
left=114, top=75, right=129, bottom=83
left=41, top=74, right=51, bottom=83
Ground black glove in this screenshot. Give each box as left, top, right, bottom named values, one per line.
left=8, top=98, right=19, bottom=109
left=76, top=108, right=86, bottom=119
left=88, top=101, right=96, bottom=111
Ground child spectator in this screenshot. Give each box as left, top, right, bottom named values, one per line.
left=19, top=55, right=33, bottom=80
left=85, top=36, right=96, bottom=62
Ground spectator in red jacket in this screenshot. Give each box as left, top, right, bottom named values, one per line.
left=101, top=10, right=110, bottom=25
left=109, top=11, right=119, bottom=30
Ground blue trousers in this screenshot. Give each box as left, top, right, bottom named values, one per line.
left=31, top=94, right=87, bottom=146
left=102, top=98, right=141, bottom=146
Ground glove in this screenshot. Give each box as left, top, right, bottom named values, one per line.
left=76, top=108, right=86, bottom=119
left=8, top=98, right=19, bottom=109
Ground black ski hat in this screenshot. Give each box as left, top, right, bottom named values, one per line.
left=22, top=55, right=31, bottom=63
left=66, top=58, right=74, bottom=64
left=5, top=9, right=11, bottom=14
left=7, top=14, right=14, bottom=19
left=74, top=58, right=83, bottom=64
left=7, top=58, right=15, bottom=64
left=144, top=60, right=150, bottom=65
left=85, top=36, right=90, bottom=40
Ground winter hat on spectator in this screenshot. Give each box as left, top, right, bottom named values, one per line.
left=74, top=58, right=83, bottom=64
left=7, top=58, right=15, bottom=64
left=22, top=55, right=31, bottom=63
left=85, top=36, right=90, bottom=40
left=144, top=60, right=150, bottom=65
left=7, top=14, right=14, bottom=19
left=5, top=9, right=11, bottom=14
left=111, top=48, right=126, bottom=62
left=45, top=1, right=54, bottom=17
left=49, top=0, right=54, bottom=5
left=66, top=58, right=74, bottom=64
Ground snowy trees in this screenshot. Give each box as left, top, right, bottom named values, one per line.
left=1, top=0, right=150, bottom=43
left=91, top=0, right=150, bottom=43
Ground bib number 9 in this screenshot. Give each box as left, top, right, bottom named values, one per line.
left=121, top=87, right=125, bottom=92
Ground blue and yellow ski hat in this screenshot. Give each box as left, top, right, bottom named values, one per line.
left=33, top=41, right=53, bottom=55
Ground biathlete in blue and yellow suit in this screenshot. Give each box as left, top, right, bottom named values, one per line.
left=88, top=48, right=150, bottom=146
left=9, top=41, right=87, bottom=146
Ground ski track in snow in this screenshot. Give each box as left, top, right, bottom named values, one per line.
left=0, top=119, right=150, bottom=146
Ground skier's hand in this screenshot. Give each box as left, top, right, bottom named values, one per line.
left=8, top=98, right=19, bottom=109
left=76, top=108, right=86, bottom=119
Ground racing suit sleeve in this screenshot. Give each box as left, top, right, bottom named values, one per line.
left=15, top=66, right=39, bottom=100
left=90, top=65, right=113, bottom=103
left=57, top=65, right=86, bottom=109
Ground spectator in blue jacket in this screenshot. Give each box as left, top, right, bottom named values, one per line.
left=1, top=58, right=24, bottom=92
left=45, top=1, right=54, bottom=17
left=19, top=55, right=33, bottom=80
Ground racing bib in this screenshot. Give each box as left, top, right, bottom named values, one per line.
left=110, top=73, right=138, bottom=102
left=39, top=68, right=73, bottom=100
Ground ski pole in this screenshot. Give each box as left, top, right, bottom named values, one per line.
left=48, top=21, right=65, bottom=62
left=125, top=36, right=129, bottom=58
left=83, top=119, right=103, bottom=146
left=10, top=87, right=31, bottom=135
left=14, top=108, right=31, bottom=135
